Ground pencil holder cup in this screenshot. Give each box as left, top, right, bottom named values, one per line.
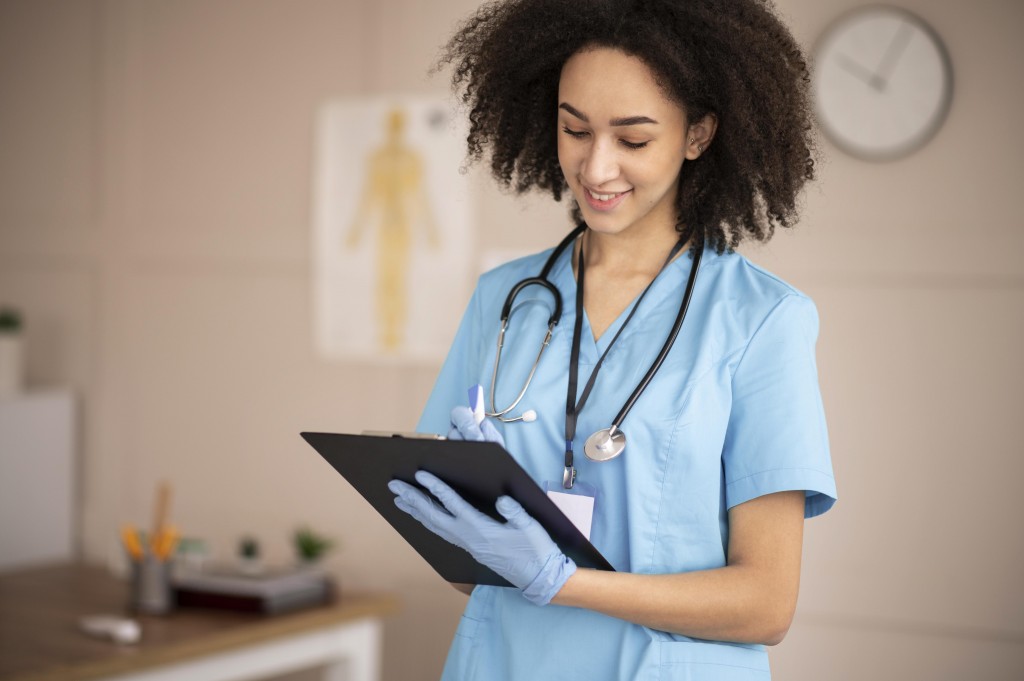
left=130, top=555, right=174, bottom=615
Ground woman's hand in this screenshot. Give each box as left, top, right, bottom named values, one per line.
left=389, top=470, right=576, bottom=605
left=447, top=406, right=505, bottom=445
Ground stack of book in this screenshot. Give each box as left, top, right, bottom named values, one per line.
left=172, top=565, right=333, bottom=614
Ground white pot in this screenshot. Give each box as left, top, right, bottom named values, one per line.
left=0, top=333, right=24, bottom=398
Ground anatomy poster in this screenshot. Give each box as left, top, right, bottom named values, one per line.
left=312, top=97, right=472, bottom=361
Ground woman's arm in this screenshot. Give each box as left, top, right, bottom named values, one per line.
left=551, top=490, right=805, bottom=646
left=391, top=462, right=809, bottom=642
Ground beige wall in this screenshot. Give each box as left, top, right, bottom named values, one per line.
left=1, top=0, right=1022, bottom=679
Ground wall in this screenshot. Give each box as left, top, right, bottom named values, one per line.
left=0, top=0, right=1021, bottom=679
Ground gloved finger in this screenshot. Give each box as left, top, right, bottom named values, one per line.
left=414, top=470, right=477, bottom=518
left=393, top=481, right=463, bottom=528
left=449, top=413, right=503, bottom=444
left=394, top=496, right=437, bottom=530
left=389, top=479, right=451, bottom=521
left=449, top=406, right=486, bottom=441
left=479, top=418, right=506, bottom=446
left=396, top=498, right=471, bottom=553
left=388, top=479, right=428, bottom=505
left=394, top=496, right=421, bottom=520
left=495, top=495, right=533, bottom=530
left=394, top=496, right=459, bottom=541
left=388, top=479, right=415, bottom=496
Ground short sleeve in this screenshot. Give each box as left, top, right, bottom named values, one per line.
left=722, top=294, right=837, bottom=518
left=416, top=283, right=485, bottom=435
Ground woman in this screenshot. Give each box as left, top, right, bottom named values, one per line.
left=387, top=0, right=837, bottom=678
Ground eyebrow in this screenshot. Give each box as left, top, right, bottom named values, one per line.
left=559, top=102, right=658, bottom=127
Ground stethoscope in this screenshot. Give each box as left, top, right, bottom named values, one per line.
left=488, top=223, right=703, bottom=488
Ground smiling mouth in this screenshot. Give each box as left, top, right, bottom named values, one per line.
left=586, top=188, right=628, bottom=201
left=582, top=187, right=631, bottom=211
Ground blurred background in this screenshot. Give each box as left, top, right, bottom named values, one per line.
left=0, top=0, right=1021, bottom=680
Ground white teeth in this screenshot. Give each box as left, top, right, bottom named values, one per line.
left=588, top=189, right=620, bottom=201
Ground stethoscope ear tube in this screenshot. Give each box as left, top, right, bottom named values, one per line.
left=499, top=222, right=586, bottom=325
left=501, top=277, right=562, bottom=327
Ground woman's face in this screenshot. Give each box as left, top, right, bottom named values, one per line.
left=557, top=47, right=691, bottom=239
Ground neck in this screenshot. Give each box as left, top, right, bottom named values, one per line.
left=580, top=223, right=687, bottom=278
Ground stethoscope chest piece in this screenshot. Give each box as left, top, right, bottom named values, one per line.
left=584, top=427, right=626, bottom=462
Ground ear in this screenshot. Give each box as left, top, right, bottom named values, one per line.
left=685, top=113, right=718, bottom=160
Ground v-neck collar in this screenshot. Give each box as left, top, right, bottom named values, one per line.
left=549, top=238, right=702, bottom=359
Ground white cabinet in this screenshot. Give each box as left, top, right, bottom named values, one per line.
left=0, top=390, right=75, bottom=571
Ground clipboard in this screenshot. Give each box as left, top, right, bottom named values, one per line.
left=300, top=431, right=615, bottom=587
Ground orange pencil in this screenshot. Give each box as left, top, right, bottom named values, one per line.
left=155, top=525, right=179, bottom=560
left=120, top=524, right=144, bottom=561
left=151, top=480, right=172, bottom=553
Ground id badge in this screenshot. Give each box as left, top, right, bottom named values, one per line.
left=544, top=480, right=597, bottom=541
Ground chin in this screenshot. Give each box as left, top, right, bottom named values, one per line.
left=577, top=211, right=636, bottom=237
left=573, top=202, right=625, bottom=234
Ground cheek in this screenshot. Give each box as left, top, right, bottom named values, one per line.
left=557, top=140, right=578, bottom=179
left=626, top=156, right=669, bottom=188
left=631, top=154, right=685, bottom=205
left=643, top=149, right=686, bottom=186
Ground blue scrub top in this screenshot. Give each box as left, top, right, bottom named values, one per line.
left=417, top=239, right=837, bottom=681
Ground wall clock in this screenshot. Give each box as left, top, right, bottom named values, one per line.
left=811, top=5, right=953, bottom=161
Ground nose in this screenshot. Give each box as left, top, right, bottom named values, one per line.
left=580, top=138, right=619, bottom=187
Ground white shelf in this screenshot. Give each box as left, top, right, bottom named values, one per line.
left=0, top=390, right=76, bottom=571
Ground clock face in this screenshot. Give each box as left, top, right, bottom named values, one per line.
left=812, top=6, right=953, bottom=161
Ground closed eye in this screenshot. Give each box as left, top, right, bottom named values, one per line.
left=561, top=126, right=649, bottom=150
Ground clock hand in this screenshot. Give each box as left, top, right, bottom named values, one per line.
left=836, top=53, right=885, bottom=91
left=872, top=21, right=913, bottom=91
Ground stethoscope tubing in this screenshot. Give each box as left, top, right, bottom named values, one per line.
left=565, top=230, right=700, bottom=483
left=608, top=239, right=703, bottom=430
left=487, top=318, right=553, bottom=420
left=487, top=224, right=586, bottom=422
left=487, top=223, right=702, bottom=488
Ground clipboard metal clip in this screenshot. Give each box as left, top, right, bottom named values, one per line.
left=362, top=431, right=446, bottom=440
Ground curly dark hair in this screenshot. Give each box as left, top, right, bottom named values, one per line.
left=436, top=0, right=817, bottom=253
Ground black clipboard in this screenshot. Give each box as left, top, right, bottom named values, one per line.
left=301, top=431, right=615, bottom=586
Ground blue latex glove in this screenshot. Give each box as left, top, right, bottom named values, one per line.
left=388, top=470, right=576, bottom=606
left=447, top=406, right=505, bottom=445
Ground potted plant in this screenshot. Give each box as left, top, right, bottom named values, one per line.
left=293, top=526, right=334, bottom=567
left=237, top=535, right=263, bottom=575
left=0, top=307, right=24, bottom=398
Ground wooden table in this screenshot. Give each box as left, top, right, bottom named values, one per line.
left=0, top=563, right=398, bottom=681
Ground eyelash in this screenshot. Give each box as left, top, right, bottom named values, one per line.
left=561, top=126, right=649, bottom=150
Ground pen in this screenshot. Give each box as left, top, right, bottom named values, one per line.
left=468, top=384, right=485, bottom=426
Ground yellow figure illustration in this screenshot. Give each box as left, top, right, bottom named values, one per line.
left=346, top=108, right=440, bottom=351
